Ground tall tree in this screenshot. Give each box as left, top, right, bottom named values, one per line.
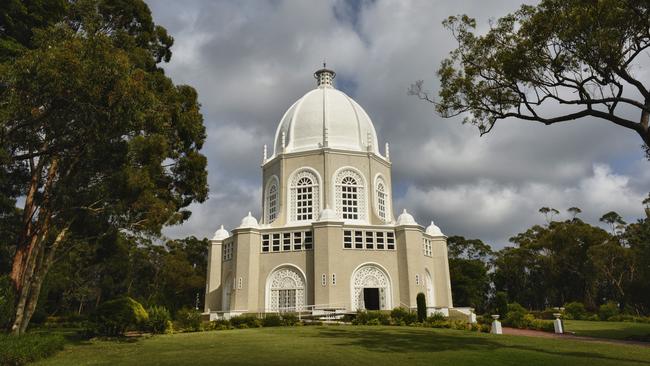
left=447, top=236, right=492, bottom=312
left=410, top=0, right=650, bottom=159
left=0, top=0, right=207, bottom=334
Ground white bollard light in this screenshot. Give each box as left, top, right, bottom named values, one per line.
left=491, top=315, right=502, bottom=334
left=553, top=313, right=563, bottom=334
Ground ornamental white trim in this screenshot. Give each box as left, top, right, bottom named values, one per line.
left=265, top=265, right=307, bottom=312
left=425, top=269, right=435, bottom=306
left=264, top=175, right=280, bottom=224
left=333, top=167, right=367, bottom=222
left=287, top=168, right=321, bottom=223
left=350, top=263, right=392, bottom=311
left=374, top=174, right=391, bottom=223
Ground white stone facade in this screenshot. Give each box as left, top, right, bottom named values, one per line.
left=204, top=67, right=453, bottom=316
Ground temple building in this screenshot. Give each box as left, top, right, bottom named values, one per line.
left=204, top=66, right=454, bottom=318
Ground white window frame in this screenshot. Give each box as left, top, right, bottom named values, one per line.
left=333, top=167, right=367, bottom=222
left=374, top=174, right=391, bottom=223
left=288, top=168, right=321, bottom=223
left=265, top=176, right=280, bottom=224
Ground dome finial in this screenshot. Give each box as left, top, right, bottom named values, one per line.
left=314, top=64, right=335, bottom=87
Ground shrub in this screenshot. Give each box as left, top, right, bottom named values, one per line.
left=0, top=276, right=16, bottom=330
left=281, top=313, right=299, bottom=326
left=176, top=308, right=202, bottom=332
left=230, top=315, right=261, bottom=328
left=91, top=297, right=148, bottom=336
left=262, top=314, right=283, bottom=327
left=210, top=319, right=232, bottom=330
left=564, top=302, right=587, bottom=320
left=416, top=293, right=427, bottom=322
left=426, top=312, right=446, bottom=322
left=0, top=333, right=66, bottom=366
left=147, top=306, right=171, bottom=334
left=390, top=307, right=417, bottom=325
left=503, top=303, right=533, bottom=329
left=599, top=301, right=620, bottom=320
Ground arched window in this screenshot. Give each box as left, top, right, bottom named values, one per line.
left=265, top=176, right=279, bottom=224
left=290, top=170, right=319, bottom=222
left=335, top=169, right=366, bottom=221
left=375, top=176, right=390, bottom=222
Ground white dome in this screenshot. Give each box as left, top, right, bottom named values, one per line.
left=396, top=209, right=418, bottom=226
left=318, top=205, right=338, bottom=221
left=425, top=221, right=444, bottom=236
left=273, top=68, right=380, bottom=156
left=212, top=225, right=230, bottom=240
left=239, top=212, right=259, bottom=229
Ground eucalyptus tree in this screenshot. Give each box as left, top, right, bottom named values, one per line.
left=411, top=0, right=650, bottom=159
left=0, top=0, right=207, bottom=334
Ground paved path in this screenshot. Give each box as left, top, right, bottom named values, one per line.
left=502, top=327, right=650, bottom=347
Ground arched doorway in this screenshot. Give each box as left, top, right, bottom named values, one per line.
left=266, top=266, right=306, bottom=312
left=351, top=264, right=391, bottom=311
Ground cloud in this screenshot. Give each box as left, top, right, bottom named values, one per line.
left=148, top=0, right=649, bottom=249
left=396, top=164, right=646, bottom=246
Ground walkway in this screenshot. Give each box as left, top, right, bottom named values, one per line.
left=502, top=327, right=650, bottom=347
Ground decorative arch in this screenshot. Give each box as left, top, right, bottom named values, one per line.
left=265, top=264, right=307, bottom=312
left=333, top=167, right=367, bottom=222
left=287, top=168, right=321, bottom=223
left=264, top=175, right=280, bottom=224
left=374, top=174, right=391, bottom=223
left=350, top=263, right=392, bottom=311
left=425, top=269, right=435, bottom=307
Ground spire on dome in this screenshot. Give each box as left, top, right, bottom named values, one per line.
left=314, top=63, right=336, bottom=87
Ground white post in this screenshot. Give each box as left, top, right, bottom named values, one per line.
left=491, top=315, right=502, bottom=334
left=553, top=313, right=563, bottom=334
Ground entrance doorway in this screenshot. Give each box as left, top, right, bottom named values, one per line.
left=363, top=288, right=380, bottom=310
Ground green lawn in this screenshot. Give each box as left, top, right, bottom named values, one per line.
left=564, top=320, right=650, bottom=341
left=35, top=326, right=650, bottom=366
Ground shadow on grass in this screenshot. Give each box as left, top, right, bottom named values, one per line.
left=312, top=327, right=650, bottom=365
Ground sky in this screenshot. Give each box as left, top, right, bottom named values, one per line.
left=148, top=0, right=649, bottom=249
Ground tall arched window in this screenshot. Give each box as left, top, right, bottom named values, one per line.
left=375, top=176, right=390, bottom=222
left=335, top=169, right=366, bottom=221
left=265, top=176, right=279, bottom=224
left=290, top=169, right=319, bottom=222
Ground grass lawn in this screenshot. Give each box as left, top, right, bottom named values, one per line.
left=563, top=320, right=650, bottom=341
left=35, top=325, right=650, bottom=366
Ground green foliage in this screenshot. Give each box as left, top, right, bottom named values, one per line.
left=417, top=0, right=650, bottom=155
left=564, top=302, right=587, bottom=320
left=353, top=310, right=392, bottom=325
left=599, top=302, right=620, bottom=321
left=209, top=319, right=232, bottom=330
left=493, top=292, right=508, bottom=317
left=426, top=312, right=447, bottom=322
left=503, top=303, right=529, bottom=328
left=146, top=306, right=171, bottom=334
left=416, top=293, right=427, bottom=322
left=262, top=314, right=283, bottom=327
left=0, top=275, right=16, bottom=330
left=90, top=297, right=148, bottom=336
left=230, top=315, right=262, bottom=329
left=0, top=332, right=66, bottom=366
left=389, top=307, right=417, bottom=325
left=281, top=313, right=299, bottom=326
left=175, top=308, right=202, bottom=332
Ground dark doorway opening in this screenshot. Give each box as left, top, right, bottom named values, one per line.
left=363, top=288, right=380, bottom=310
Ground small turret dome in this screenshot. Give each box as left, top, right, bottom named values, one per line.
left=212, top=225, right=230, bottom=240
left=318, top=205, right=338, bottom=221
left=273, top=66, right=380, bottom=156
left=396, top=209, right=417, bottom=226
left=425, top=221, right=444, bottom=236
left=239, top=212, right=259, bottom=228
